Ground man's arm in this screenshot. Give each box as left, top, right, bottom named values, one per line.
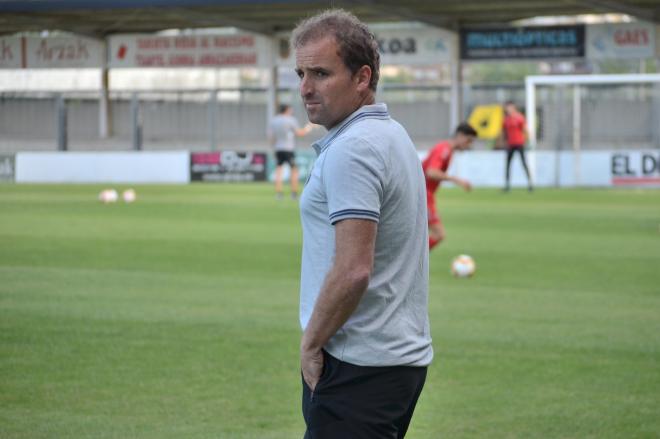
left=295, top=122, right=314, bottom=137
left=522, top=119, right=529, bottom=144
left=300, top=218, right=377, bottom=391
left=425, top=168, right=472, bottom=191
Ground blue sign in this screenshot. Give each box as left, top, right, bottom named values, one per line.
left=460, top=25, right=585, bottom=60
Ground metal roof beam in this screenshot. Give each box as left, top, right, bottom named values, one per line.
left=344, top=0, right=459, bottom=31
left=573, top=0, right=659, bottom=23
left=159, top=7, right=275, bottom=35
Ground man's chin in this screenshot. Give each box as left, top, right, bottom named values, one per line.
left=306, top=114, right=324, bottom=127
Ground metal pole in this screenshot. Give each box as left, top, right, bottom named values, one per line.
left=131, top=92, right=142, bottom=151
left=267, top=66, right=278, bottom=126
left=572, top=84, right=581, bottom=187
left=652, top=82, right=660, bottom=148
left=525, top=77, right=536, bottom=183
left=266, top=37, right=279, bottom=134
left=555, top=86, right=565, bottom=188
left=209, top=89, right=218, bottom=151
left=99, top=40, right=111, bottom=138
left=525, top=78, right=536, bottom=149
left=449, top=34, right=462, bottom=131
left=56, top=94, right=68, bottom=151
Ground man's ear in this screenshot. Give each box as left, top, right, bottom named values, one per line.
left=354, top=65, right=372, bottom=92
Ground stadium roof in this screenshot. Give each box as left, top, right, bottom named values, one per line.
left=0, top=0, right=659, bottom=36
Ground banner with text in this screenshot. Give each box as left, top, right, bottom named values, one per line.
left=375, top=26, right=455, bottom=65
left=434, top=150, right=660, bottom=188
left=277, top=24, right=455, bottom=67
left=190, top=151, right=267, bottom=182
left=460, top=25, right=585, bottom=60
left=0, top=35, right=104, bottom=69
left=610, top=151, right=660, bottom=186
left=109, top=33, right=271, bottom=68
left=587, top=21, right=655, bottom=59
left=0, top=37, right=21, bottom=68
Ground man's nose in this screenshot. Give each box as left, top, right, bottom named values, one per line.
left=300, top=76, right=312, bottom=97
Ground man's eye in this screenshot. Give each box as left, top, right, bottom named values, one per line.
left=296, top=71, right=304, bottom=79
left=315, top=71, right=327, bottom=78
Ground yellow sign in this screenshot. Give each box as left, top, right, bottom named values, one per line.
left=468, top=104, right=504, bottom=140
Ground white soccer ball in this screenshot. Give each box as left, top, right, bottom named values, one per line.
left=451, top=254, right=476, bottom=278
left=122, top=189, right=137, bottom=203
left=98, top=189, right=118, bottom=203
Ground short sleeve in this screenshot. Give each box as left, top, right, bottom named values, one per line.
left=288, top=116, right=301, bottom=131
left=322, top=138, right=385, bottom=225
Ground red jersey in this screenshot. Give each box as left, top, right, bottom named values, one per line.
left=503, top=112, right=526, bottom=147
left=422, top=141, right=453, bottom=195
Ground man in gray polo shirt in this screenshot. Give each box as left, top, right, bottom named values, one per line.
left=294, top=9, right=432, bottom=438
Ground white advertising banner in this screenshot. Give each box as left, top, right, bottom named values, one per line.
left=108, top=33, right=272, bottom=68
left=422, top=150, right=660, bottom=188
left=16, top=151, right=190, bottom=184
left=374, top=25, right=455, bottom=65
left=587, top=21, right=655, bottom=60
left=277, top=23, right=455, bottom=67
left=608, top=150, right=660, bottom=186
left=0, top=36, right=22, bottom=68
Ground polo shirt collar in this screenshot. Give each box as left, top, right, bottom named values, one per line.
left=312, top=103, right=390, bottom=155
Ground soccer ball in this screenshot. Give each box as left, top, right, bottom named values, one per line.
left=451, top=255, right=476, bottom=278
left=98, top=189, right=118, bottom=203
left=122, top=189, right=137, bottom=203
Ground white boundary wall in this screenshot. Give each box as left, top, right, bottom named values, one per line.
left=13, top=149, right=660, bottom=187
left=430, top=150, right=660, bottom=188
left=16, top=151, right=190, bottom=183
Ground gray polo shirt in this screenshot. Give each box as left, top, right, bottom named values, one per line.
left=299, top=103, right=433, bottom=367
left=269, top=114, right=300, bottom=152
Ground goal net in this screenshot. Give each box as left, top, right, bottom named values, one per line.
left=524, top=73, right=660, bottom=186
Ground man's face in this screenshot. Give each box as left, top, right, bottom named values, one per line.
left=455, top=133, right=475, bottom=150
left=295, top=36, right=368, bottom=130
left=505, top=104, right=516, bottom=115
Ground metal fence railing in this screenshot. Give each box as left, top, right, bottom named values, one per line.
left=1, top=83, right=658, bottom=153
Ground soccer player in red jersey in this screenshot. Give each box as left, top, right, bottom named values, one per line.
left=423, top=122, right=477, bottom=251
left=501, top=101, right=533, bottom=192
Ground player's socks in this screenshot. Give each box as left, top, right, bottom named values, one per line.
left=276, top=192, right=284, bottom=200
left=291, top=192, right=298, bottom=200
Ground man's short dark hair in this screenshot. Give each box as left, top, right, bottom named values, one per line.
left=504, top=101, right=516, bottom=107
left=291, top=9, right=380, bottom=92
left=455, top=122, right=477, bottom=137
left=278, top=104, right=290, bottom=114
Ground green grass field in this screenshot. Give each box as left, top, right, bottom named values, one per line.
left=1, top=184, right=659, bottom=438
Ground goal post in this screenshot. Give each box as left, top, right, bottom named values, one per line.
left=525, top=73, right=660, bottom=186
left=526, top=73, right=660, bottom=150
